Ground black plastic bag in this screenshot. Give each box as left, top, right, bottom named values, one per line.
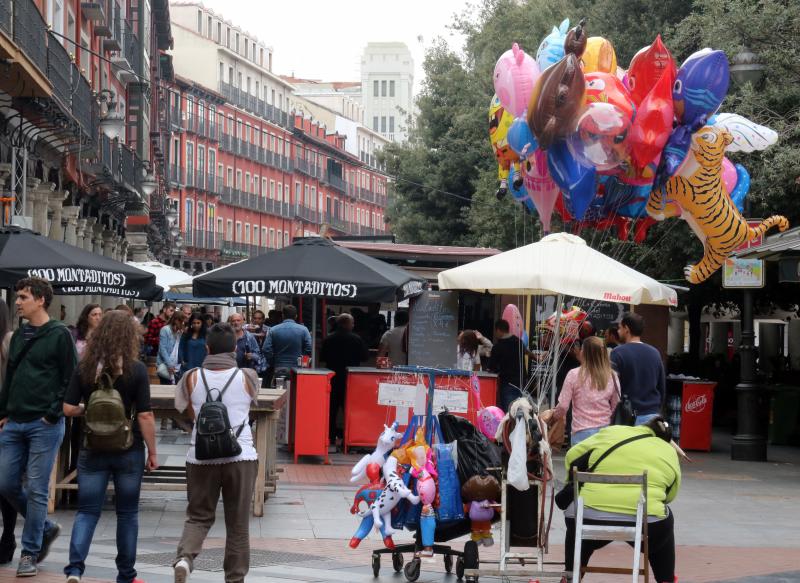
left=438, top=412, right=502, bottom=485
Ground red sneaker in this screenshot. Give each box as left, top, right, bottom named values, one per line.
left=383, top=536, right=396, bottom=549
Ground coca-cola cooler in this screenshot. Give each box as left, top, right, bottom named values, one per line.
left=679, top=381, right=717, bottom=451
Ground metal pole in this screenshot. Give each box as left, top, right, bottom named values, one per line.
left=311, top=296, right=317, bottom=367
left=731, top=288, right=767, bottom=460
left=550, top=294, right=563, bottom=409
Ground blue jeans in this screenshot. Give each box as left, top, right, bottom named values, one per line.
left=499, top=382, right=523, bottom=413
left=635, top=413, right=661, bottom=426
left=0, top=418, right=63, bottom=557
left=571, top=426, right=605, bottom=445
left=64, top=446, right=145, bottom=583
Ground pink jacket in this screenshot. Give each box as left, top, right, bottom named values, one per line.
left=555, top=367, right=620, bottom=433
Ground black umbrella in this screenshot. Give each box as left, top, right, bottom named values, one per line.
left=192, top=237, right=425, bottom=302
left=0, top=226, right=163, bottom=300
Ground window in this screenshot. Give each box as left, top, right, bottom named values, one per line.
left=254, top=175, right=259, bottom=194
left=390, top=80, right=395, bottom=97
left=284, top=231, right=289, bottom=247
left=237, top=72, right=242, bottom=89
left=244, top=39, right=248, bottom=59
left=255, top=81, right=259, bottom=98
left=226, top=167, right=233, bottom=187
left=235, top=33, right=240, bottom=53
left=228, top=67, right=233, bottom=84
left=207, top=15, right=211, bottom=37
left=245, top=224, right=250, bottom=242
left=373, top=116, right=379, bottom=132
left=381, top=80, right=387, bottom=96
left=381, top=117, right=386, bottom=133
left=197, top=203, right=205, bottom=238
left=262, top=178, right=267, bottom=197
left=185, top=199, right=194, bottom=233
left=235, top=170, right=242, bottom=189
left=260, top=48, right=264, bottom=66
left=186, top=142, right=194, bottom=178
left=244, top=173, right=250, bottom=193
left=246, top=77, right=251, bottom=94
left=271, top=89, right=275, bottom=105
left=262, top=227, right=268, bottom=247
left=208, top=205, right=215, bottom=235
left=217, top=217, right=223, bottom=237
left=217, top=22, right=221, bottom=42
left=245, top=123, right=251, bottom=143
left=254, top=228, right=260, bottom=246
left=197, top=146, right=205, bottom=184
left=226, top=27, right=230, bottom=48
left=197, top=10, right=203, bottom=33
left=389, top=116, right=395, bottom=134
left=48, top=0, right=64, bottom=36
left=373, top=80, right=379, bottom=97
left=226, top=220, right=233, bottom=239
left=269, top=180, right=275, bottom=199
left=269, top=229, right=275, bottom=248
left=219, top=62, right=224, bottom=81
left=235, top=221, right=242, bottom=241
left=252, top=42, right=256, bottom=62
left=277, top=183, right=283, bottom=202
left=295, top=181, right=301, bottom=203
left=236, top=119, right=243, bottom=139
left=304, top=185, right=310, bottom=206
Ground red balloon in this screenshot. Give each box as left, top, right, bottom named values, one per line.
left=626, top=35, right=676, bottom=107
left=585, top=73, right=635, bottom=122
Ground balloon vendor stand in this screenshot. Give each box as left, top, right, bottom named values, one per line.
left=349, top=366, right=483, bottom=582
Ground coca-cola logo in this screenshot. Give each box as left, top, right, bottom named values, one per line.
left=685, top=394, right=707, bottom=413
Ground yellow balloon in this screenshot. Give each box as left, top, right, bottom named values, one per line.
left=488, top=94, right=517, bottom=177
left=582, top=37, right=617, bottom=74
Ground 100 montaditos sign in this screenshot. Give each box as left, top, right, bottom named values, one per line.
left=232, top=278, right=359, bottom=298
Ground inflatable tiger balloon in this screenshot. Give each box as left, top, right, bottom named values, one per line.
left=647, top=126, right=789, bottom=284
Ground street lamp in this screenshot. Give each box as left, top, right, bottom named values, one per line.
left=97, top=89, right=125, bottom=141
left=730, top=47, right=767, bottom=462
left=139, top=161, right=157, bottom=198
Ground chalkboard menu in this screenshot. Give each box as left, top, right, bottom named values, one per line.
left=408, top=290, right=459, bottom=368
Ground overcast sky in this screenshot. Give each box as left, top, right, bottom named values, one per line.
left=195, top=0, right=468, bottom=93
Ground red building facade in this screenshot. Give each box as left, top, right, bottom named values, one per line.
left=162, top=78, right=389, bottom=273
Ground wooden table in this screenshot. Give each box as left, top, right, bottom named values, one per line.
left=49, top=385, right=286, bottom=517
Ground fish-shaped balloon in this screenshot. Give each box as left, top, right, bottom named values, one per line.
left=626, top=35, right=676, bottom=107
left=673, top=48, right=729, bottom=126
left=712, top=112, right=778, bottom=152
left=582, top=37, right=617, bottom=74
left=527, top=53, right=586, bottom=149
left=536, top=18, right=569, bottom=71
left=493, top=43, right=541, bottom=118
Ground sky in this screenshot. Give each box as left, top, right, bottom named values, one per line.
left=195, top=0, right=468, bottom=93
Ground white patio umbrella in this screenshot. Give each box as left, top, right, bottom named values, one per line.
left=126, top=261, right=190, bottom=292
left=438, top=233, right=677, bottom=407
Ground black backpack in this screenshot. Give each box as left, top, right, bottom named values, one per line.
left=194, top=368, right=245, bottom=461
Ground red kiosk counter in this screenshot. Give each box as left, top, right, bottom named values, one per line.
left=343, top=367, right=498, bottom=453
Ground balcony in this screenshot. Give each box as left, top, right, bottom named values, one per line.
left=47, top=32, right=72, bottom=111
left=221, top=240, right=252, bottom=259
left=166, top=164, right=184, bottom=186
left=323, top=171, right=347, bottom=194
left=80, top=2, right=105, bottom=21
left=294, top=205, right=318, bottom=224
left=325, top=213, right=348, bottom=233
left=185, top=167, right=195, bottom=188
left=218, top=81, right=293, bottom=131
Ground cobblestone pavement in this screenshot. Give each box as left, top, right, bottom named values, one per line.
left=0, top=430, right=798, bottom=582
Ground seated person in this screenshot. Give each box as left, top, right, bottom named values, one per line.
left=560, top=417, right=681, bottom=583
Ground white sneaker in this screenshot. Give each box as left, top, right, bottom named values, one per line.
left=65, top=576, right=81, bottom=583
left=174, top=558, right=190, bottom=583
left=483, top=536, right=494, bottom=547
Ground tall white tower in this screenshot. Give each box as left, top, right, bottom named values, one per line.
left=361, top=42, right=414, bottom=143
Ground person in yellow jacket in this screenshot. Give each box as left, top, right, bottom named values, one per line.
left=560, top=417, right=680, bottom=583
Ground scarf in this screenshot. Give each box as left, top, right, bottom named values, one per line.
left=173, top=352, right=259, bottom=413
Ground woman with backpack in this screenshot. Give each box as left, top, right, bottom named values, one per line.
left=62, top=310, right=158, bottom=583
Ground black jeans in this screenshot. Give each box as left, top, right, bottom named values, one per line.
left=564, top=509, right=675, bottom=583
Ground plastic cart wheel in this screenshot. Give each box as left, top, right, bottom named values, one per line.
left=455, top=556, right=465, bottom=580
left=371, top=553, right=380, bottom=577
left=463, top=540, right=479, bottom=569
left=444, top=553, right=453, bottom=574
left=403, top=557, right=421, bottom=582
left=392, top=552, right=404, bottom=573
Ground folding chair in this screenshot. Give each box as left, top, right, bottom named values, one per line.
left=571, top=470, right=649, bottom=583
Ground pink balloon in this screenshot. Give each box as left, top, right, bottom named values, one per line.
left=721, top=157, right=737, bottom=193
left=493, top=43, right=541, bottom=118
left=521, top=149, right=559, bottom=233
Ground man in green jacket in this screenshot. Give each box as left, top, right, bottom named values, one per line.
left=561, top=417, right=681, bottom=583
left=0, top=277, right=77, bottom=577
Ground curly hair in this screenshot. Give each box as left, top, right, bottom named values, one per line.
left=79, top=310, right=142, bottom=384
left=75, top=303, right=101, bottom=341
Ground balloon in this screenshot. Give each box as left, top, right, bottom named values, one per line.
left=585, top=72, right=635, bottom=120
left=547, top=140, right=596, bottom=220
left=536, top=18, right=569, bottom=71
left=712, top=112, right=779, bottom=152
left=673, top=49, right=730, bottom=126
left=729, top=163, right=750, bottom=212
left=582, top=37, right=617, bottom=74
left=502, top=304, right=525, bottom=338
left=528, top=54, right=586, bottom=149
left=627, top=36, right=676, bottom=177
left=494, top=43, right=541, bottom=118
left=349, top=463, right=390, bottom=549
left=626, top=35, right=676, bottom=107
left=507, top=116, right=538, bottom=156
left=564, top=18, right=588, bottom=57
left=521, top=150, right=559, bottom=232
left=489, top=94, right=518, bottom=195
left=647, top=127, right=788, bottom=284
left=721, top=157, right=737, bottom=193
left=508, top=166, right=536, bottom=214
left=477, top=406, right=504, bottom=441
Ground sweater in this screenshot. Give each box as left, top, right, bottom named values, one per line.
left=610, top=342, right=665, bottom=415
left=555, top=367, right=619, bottom=433
left=564, top=425, right=681, bottom=519
left=0, top=320, right=77, bottom=423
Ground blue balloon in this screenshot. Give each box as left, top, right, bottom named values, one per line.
left=507, top=117, right=538, bottom=156
left=508, top=166, right=537, bottom=215
left=547, top=140, right=597, bottom=220
left=653, top=125, right=694, bottom=189
left=730, top=163, right=750, bottom=213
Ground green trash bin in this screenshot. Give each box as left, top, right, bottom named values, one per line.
left=768, top=385, right=800, bottom=445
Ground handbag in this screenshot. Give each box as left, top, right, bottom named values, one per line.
left=554, top=433, right=653, bottom=510
left=611, top=374, right=636, bottom=426
left=156, top=362, right=171, bottom=380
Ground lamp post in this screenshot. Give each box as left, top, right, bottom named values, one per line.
left=97, top=90, right=125, bottom=141
left=730, top=47, right=767, bottom=462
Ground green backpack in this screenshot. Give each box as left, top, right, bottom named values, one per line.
left=84, top=372, right=135, bottom=452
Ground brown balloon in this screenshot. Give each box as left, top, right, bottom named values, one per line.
left=527, top=53, right=586, bottom=149
left=564, top=18, right=588, bottom=57
left=461, top=474, right=501, bottom=502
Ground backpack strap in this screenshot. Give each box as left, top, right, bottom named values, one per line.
left=199, top=368, right=241, bottom=403
left=588, top=433, right=653, bottom=473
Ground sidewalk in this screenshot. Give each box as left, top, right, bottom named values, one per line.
left=1, top=430, right=798, bottom=582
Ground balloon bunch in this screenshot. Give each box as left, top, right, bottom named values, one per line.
left=488, top=19, right=785, bottom=281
